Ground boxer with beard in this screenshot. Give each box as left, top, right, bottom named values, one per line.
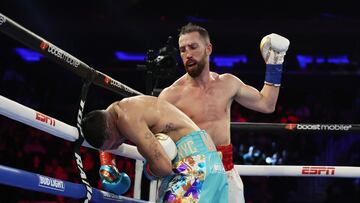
left=159, top=23, right=290, bottom=203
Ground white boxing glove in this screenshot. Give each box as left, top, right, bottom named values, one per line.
left=155, top=133, right=177, bottom=160
left=260, top=33, right=290, bottom=65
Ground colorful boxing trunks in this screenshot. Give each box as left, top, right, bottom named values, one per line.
left=158, top=130, right=228, bottom=203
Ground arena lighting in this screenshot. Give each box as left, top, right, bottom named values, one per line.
left=297, top=54, right=349, bottom=69
left=114, top=51, right=145, bottom=61
left=328, top=55, right=349, bottom=64
left=212, top=55, right=247, bottom=67
left=297, top=55, right=312, bottom=69
left=115, top=51, right=248, bottom=67
left=12, top=47, right=352, bottom=69
left=14, top=47, right=43, bottom=62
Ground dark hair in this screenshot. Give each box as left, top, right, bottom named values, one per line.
left=179, top=22, right=210, bottom=42
left=81, top=110, right=110, bottom=149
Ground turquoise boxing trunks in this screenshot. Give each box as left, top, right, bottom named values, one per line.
left=158, top=130, right=228, bottom=203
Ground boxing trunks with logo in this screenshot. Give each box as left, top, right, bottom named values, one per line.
left=158, top=130, right=228, bottom=203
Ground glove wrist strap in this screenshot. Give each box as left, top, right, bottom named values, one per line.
left=99, top=151, right=116, bottom=166
left=264, top=64, right=283, bottom=86
left=99, top=165, right=120, bottom=182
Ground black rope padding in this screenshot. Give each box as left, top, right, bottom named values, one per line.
left=0, top=12, right=143, bottom=97
left=231, top=122, right=360, bottom=134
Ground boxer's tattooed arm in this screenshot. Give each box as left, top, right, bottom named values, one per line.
left=163, top=122, right=176, bottom=134
left=152, top=147, right=161, bottom=160
left=144, top=132, right=161, bottom=160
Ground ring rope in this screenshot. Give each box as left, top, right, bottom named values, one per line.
left=231, top=122, right=360, bottom=133
left=0, top=164, right=148, bottom=203
left=0, top=12, right=143, bottom=97
left=2, top=94, right=359, bottom=179
left=0, top=95, right=144, bottom=161
left=0, top=12, right=147, bottom=200
left=1, top=10, right=359, bottom=202
left=4, top=93, right=359, bottom=164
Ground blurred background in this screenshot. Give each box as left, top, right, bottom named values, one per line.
left=0, top=0, right=360, bottom=202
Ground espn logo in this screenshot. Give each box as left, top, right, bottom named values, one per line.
left=35, top=112, right=55, bottom=126
left=302, top=166, right=335, bottom=176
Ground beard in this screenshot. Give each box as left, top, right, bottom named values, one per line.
left=185, top=55, right=207, bottom=78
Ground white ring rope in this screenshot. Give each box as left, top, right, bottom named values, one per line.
left=2, top=93, right=360, bottom=203
left=0, top=94, right=144, bottom=161
left=0, top=94, right=149, bottom=200
left=1, top=12, right=359, bottom=202
left=1, top=94, right=359, bottom=179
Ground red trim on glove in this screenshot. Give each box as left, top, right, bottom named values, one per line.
left=99, top=151, right=116, bottom=166
left=216, top=144, right=234, bottom=171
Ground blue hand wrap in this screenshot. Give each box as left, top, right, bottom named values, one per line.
left=264, top=64, right=283, bottom=86
left=99, top=165, right=131, bottom=195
